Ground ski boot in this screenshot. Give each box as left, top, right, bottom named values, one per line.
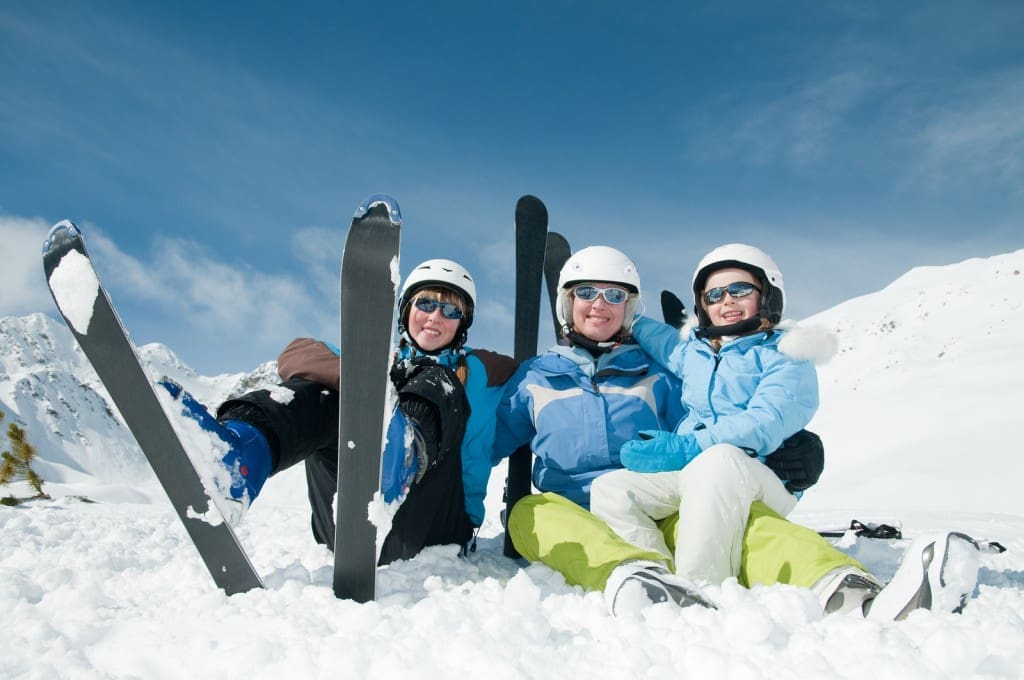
left=813, top=565, right=883, bottom=616
left=157, top=378, right=271, bottom=522
left=605, top=561, right=716, bottom=616
left=867, top=531, right=982, bottom=621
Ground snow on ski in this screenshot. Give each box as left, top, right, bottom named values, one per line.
left=41, top=220, right=264, bottom=595
left=503, top=195, right=548, bottom=558
left=333, top=194, right=402, bottom=602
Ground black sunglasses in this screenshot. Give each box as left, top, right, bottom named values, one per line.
left=702, top=281, right=761, bottom=305
left=413, top=297, right=464, bottom=320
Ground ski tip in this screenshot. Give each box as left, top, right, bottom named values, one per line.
left=355, top=194, right=402, bottom=225
left=42, top=220, right=81, bottom=254
left=547, top=231, right=569, bottom=248
left=516, top=194, right=547, bottom=210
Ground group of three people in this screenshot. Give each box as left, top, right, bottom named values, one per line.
left=165, top=229, right=979, bottom=620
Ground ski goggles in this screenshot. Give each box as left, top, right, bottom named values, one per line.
left=413, top=297, right=465, bottom=320
left=573, top=284, right=630, bottom=305
left=702, top=281, right=761, bottom=305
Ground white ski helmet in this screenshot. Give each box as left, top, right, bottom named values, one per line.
left=691, top=243, right=785, bottom=326
left=556, top=245, right=642, bottom=334
left=399, top=259, right=477, bottom=347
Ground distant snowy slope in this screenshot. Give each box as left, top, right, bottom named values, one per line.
left=0, top=312, right=278, bottom=502
left=801, top=249, right=1023, bottom=515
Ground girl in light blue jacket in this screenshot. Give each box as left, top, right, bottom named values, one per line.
left=591, top=243, right=827, bottom=586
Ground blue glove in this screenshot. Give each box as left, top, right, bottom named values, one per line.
left=619, top=430, right=702, bottom=473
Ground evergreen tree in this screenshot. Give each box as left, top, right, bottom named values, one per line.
left=0, top=409, right=48, bottom=504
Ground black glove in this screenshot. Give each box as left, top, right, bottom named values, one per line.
left=763, top=429, right=824, bottom=493
left=398, top=394, right=442, bottom=482
left=660, top=290, right=688, bottom=329
left=392, top=361, right=470, bottom=485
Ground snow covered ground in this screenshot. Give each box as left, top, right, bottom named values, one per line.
left=2, top=250, right=1023, bottom=679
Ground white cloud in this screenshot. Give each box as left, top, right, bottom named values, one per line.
left=0, top=214, right=53, bottom=316
left=734, top=69, right=884, bottom=167
left=684, top=65, right=888, bottom=169
left=916, top=70, right=1024, bottom=191
left=87, top=229, right=333, bottom=346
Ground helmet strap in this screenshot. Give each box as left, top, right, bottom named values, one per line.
left=567, top=328, right=631, bottom=355
left=696, top=315, right=764, bottom=338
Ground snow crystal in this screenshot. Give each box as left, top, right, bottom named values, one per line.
left=186, top=502, right=225, bottom=527
left=268, top=385, right=295, bottom=405
left=47, top=249, right=100, bottom=335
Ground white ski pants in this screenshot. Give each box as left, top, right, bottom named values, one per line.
left=590, top=443, right=798, bottom=585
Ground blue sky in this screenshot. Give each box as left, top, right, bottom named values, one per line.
left=3, top=1, right=1023, bottom=375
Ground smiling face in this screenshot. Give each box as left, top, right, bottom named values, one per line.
left=405, top=287, right=465, bottom=352
left=571, top=282, right=628, bottom=342
left=701, top=267, right=762, bottom=328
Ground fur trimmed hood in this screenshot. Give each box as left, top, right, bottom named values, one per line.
left=679, top=317, right=837, bottom=365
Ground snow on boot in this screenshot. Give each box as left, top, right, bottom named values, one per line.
left=605, top=561, right=716, bottom=616
left=157, top=378, right=271, bottom=523
left=866, top=531, right=982, bottom=621
left=812, top=565, right=882, bottom=616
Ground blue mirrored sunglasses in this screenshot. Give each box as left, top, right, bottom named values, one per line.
left=413, top=297, right=464, bottom=320
left=573, top=284, right=630, bottom=305
left=702, top=281, right=761, bottom=305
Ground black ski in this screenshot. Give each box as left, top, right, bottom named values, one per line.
left=503, top=195, right=548, bottom=558
left=818, top=520, right=903, bottom=540
left=42, top=221, right=263, bottom=595
left=333, top=194, right=402, bottom=601
left=543, top=231, right=571, bottom=341
left=661, top=290, right=687, bottom=329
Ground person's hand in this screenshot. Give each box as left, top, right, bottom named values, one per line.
left=619, top=431, right=701, bottom=472
left=380, top=395, right=441, bottom=503
left=764, top=430, right=824, bottom=493
left=399, top=395, right=442, bottom=480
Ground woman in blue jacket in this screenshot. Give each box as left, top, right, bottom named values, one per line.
left=494, top=247, right=684, bottom=510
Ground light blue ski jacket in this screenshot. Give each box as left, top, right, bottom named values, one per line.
left=630, top=316, right=819, bottom=460
left=494, top=342, right=684, bottom=509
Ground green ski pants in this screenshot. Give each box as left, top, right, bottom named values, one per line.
left=508, top=492, right=865, bottom=592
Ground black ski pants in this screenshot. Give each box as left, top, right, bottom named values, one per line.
left=218, top=377, right=474, bottom=565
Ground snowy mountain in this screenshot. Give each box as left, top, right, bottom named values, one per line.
left=1, top=251, right=1023, bottom=679
left=803, top=249, right=1023, bottom=516
left=0, top=312, right=279, bottom=502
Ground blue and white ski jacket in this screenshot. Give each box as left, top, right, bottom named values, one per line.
left=631, top=316, right=820, bottom=460
left=494, top=342, right=684, bottom=509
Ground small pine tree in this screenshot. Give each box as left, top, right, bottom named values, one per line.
left=0, top=409, right=49, bottom=504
